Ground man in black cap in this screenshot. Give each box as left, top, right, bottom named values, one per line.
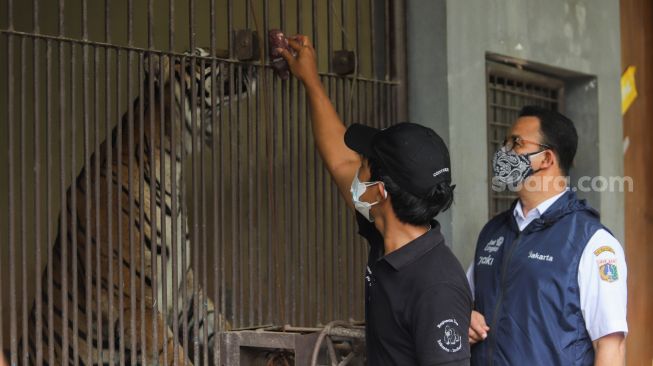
left=279, top=36, right=471, bottom=365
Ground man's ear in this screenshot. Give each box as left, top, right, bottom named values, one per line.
left=377, top=182, right=388, bottom=200
left=540, top=149, right=557, bottom=170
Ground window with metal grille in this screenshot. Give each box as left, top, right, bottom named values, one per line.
left=486, top=61, right=565, bottom=218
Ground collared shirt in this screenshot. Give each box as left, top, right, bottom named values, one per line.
left=357, top=213, right=472, bottom=366
left=513, top=190, right=568, bottom=231
left=467, top=191, right=628, bottom=341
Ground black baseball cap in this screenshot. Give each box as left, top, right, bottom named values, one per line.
left=344, top=122, right=452, bottom=199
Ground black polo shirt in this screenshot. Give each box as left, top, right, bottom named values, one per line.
left=357, top=213, right=472, bottom=366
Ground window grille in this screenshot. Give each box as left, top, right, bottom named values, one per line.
left=486, top=61, right=565, bottom=218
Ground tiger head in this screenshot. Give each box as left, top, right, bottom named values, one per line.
left=144, top=48, right=257, bottom=153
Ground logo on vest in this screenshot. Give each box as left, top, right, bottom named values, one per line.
left=365, top=265, right=373, bottom=287
left=436, top=318, right=462, bottom=353
left=477, top=255, right=494, bottom=266
left=484, top=236, right=504, bottom=253
left=528, top=251, right=554, bottom=262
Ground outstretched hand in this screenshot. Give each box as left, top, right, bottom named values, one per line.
left=277, top=35, right=319, bottom=86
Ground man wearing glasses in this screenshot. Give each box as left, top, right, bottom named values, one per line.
left=466, top=106, right=628, bottom=365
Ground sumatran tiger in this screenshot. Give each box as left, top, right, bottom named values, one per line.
left=21, top=48, right=255, bottom=365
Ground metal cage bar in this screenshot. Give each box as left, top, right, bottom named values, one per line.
left=0, top=1, right=404, bottom=364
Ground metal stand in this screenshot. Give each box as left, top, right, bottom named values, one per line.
left=220, top=322, right=365, bottom=366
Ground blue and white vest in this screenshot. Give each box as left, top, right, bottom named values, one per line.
left=472, top=191, right=605, bottom=366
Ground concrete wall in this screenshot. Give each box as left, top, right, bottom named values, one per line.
left=407, top=0, right=623, bottom=268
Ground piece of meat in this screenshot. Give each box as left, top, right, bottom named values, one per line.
left=268, top=29, right=295, bottom=80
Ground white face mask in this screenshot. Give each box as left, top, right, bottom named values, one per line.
left=350, top=168, right=386, bottom=222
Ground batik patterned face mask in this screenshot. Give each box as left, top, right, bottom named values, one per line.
left=492, top=147, right=545, bottom=186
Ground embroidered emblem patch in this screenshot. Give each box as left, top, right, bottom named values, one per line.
left=436, top=319, right=462, bottom=353
left=593, top=246, right=616, bottom=256
left=599, top=261, right=619, bottom=282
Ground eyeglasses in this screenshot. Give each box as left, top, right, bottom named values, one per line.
left=502, top=136, right=551, bottom=152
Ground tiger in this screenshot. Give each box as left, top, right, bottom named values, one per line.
left=20, top=48, right=255, bottom=365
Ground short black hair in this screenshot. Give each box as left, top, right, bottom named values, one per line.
left=518, top=105, right=578, bottom=175
left=368, top=157, right=455, bottom=226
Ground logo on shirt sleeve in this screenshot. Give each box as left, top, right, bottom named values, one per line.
left=436, top=319, right=462, bottom=353
left=593, top=246, right=616, bottom=256
left=594, top=246, right=619, bottom=282
left=598, top=260, right=619, bottom=282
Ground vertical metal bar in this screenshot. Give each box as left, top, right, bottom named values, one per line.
left=227, top=0, right=233, bottom=58
left=311, top=0, right=320, bottom=325
left=264, top=0, right=270, bottom=65
left=199, top=58, right=209, bottom=366
left=158, top=53, right=169, bottom=366
left=190, top=35, right=201, bottom=366
left=137, top=51, right=147, bottom=366
left=189, top=0, right=196, bottom=50
left=315, top=68, right=324, bottom=324
left=6, top=0, right=13, bottom=29
left=20, top=35, right=29, bottom=366
left=179, top=54, right=190, bottom=363
left=93, top=45, right=102, bottom=366
left=57, top=0, right=71, bottom=361
left=169, top=0, right=175, bottom=52
left=270, top=70, right=277, bottom=325
left=392, top=0, right=407, bottom=120
left=104, top=5, right=116, bottom=363
left=384, top=0, right=390, bottom=80
left=333, top=75, right=339, bottom=321
left=209, top=0, right=220, bottom=363
left=125, top=2, right=138, bottom=363
left=333, top=78, right=340, bottom=322
left=70, top=40, right=79, bottom=366
left=146, top=50, right=158, bottom=366
left=323, top=74, right=331, bottom=321
left=246, top=63, right=255, bottom=328
left=170, top=54, right=180, bottom=366
left=255, top=61, right=263, bottom=326
left=370, top=0, right=375, bottom=79
left=355, top=0, right=360, bottom=76
left=218, top=60, right=227, bottom=341
left=312, top=0, right=318, bottom=70
left=237, top=64, right=245, bottom=329
left=354, top=0, right=363, bottom=318
left=45, top=37, right=55, bottom=366
left=33, top=16, right=44, bottom=365
left=117, top=48, right=127, bottom=366
left=145, top=2, right=156, bottom=364
left=280, top=0, right=286, bottom=29
left=279, top=0, right=290, bottom=326
left=328, top=0, right=333, bottom=73
left=341, top=0, right=347, bottom=48
left=7, top=29, right=17, bottom=366
left=229, top=62, right=238, bottom=328
left=297, top=0, right=306, bottom=326
left=81, top=1, right=93, bottom=364
left=245, top=0, right=249, bottom=28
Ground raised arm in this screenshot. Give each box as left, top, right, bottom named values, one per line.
left=278, top=35, right=360, bottom=208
